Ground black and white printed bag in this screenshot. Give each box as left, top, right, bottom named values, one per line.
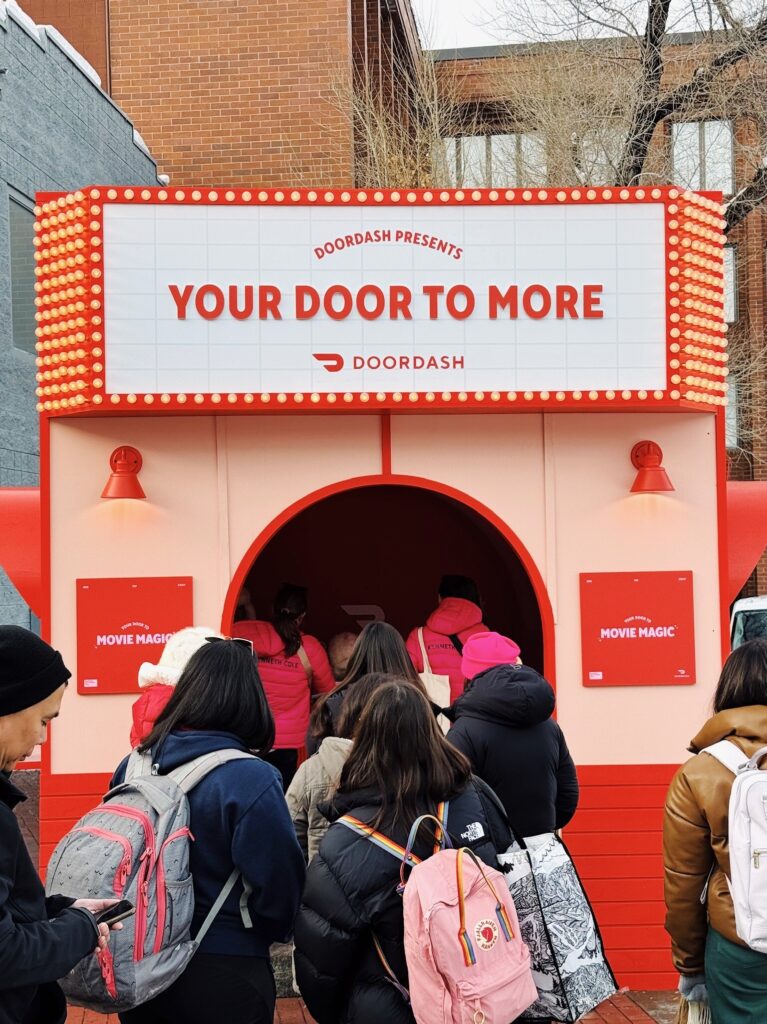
left=498, top=832, right=617, bottom=1022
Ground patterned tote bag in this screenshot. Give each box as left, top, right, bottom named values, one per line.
left=498, top=833, right=617, bottom=1022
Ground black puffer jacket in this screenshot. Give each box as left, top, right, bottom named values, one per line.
left=294, top=779, right=512, bottom=1024
left=446, top=665, right=579, bottom=837
left=0, top=773, right=99, bottom=1024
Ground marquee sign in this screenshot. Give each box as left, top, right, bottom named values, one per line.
left=33, top=186, right=727, bottom=414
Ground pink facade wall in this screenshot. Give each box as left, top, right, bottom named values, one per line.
left=47, top=410, right=722, bottom=774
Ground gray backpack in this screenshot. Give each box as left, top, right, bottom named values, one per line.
left=45, top=747, right=255, bottom=1012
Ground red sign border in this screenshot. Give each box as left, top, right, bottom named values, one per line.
left=34, top=186, right=727, bottom=416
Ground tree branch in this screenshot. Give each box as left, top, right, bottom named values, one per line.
left=617, top=11, right=767, bottom=185
left=616, top=0, right=671, bottom=185
left=658, top=15, right=767, bottom=125
left=725, top=163, right=767, bottom=233
left=711, top=0, right=744, bottom=32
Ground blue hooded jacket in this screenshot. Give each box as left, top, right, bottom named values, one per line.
left=112, top=730, right=306, bottom=957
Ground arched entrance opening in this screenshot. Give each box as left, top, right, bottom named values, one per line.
left=224, top=480, right=552, bottom=679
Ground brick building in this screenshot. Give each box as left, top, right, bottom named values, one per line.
left=0, top=0, right=158, bottom=628
left=21, top=0, right=420, bottom=189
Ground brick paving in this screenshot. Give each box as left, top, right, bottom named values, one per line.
left=66, top=1002, right=317, bottom=1023
left=67, top=992, right=676, bottom=1022
left=583, top=993, right=659, bottom=1021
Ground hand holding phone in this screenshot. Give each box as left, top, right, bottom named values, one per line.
left=95, top=900, right=135, bottom=927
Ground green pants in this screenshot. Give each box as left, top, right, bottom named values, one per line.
left=705, top=928, right=767, bottom=1024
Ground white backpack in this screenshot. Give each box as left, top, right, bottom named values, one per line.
left=703, top=740, right=767, bottom=952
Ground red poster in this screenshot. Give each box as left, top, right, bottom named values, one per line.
left=580, top=571, right=695, bottom=687
left=76, top=577, right=194, bottom=695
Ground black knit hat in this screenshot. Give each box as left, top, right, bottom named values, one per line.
left=0, top=626, right=71, bottom=716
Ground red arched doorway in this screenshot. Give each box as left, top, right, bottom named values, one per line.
left=223, top=477, right=554, bottom=680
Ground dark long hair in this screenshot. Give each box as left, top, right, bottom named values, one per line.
left=714, top=639, right=767, bottom=712
left=336, top=672, right=412, bottom=738
left=337, top=678, right=471, bottom=828
left=309, top=622, right=419, bottom=744
left=139, top=640, right=275, bottom=755
left=272, top=583, right=307, bottom=658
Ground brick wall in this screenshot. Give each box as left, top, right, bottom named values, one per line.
left=104, top=0, right=354, bottom=188
left=0, top=1, right=157, bottom=625
left=18, top=0, right=109, bottom=85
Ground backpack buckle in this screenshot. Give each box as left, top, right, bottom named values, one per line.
left=151, top=763, right=159, bottom=776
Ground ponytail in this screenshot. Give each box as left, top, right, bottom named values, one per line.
left=271, top=583, right=308, bottom=658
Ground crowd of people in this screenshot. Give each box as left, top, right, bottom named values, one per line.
left=0, top=576, right=765, bottom=1024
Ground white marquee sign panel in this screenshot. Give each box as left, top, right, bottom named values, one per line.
left=102, top=202, right=667, bottom=395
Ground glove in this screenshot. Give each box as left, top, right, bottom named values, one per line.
left=679, top=973, right=708, bottom=1003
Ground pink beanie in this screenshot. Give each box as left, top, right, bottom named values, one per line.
left=461, top=631, right=521, bottom=680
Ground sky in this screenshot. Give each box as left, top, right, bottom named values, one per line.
left=411, top=0, right=501, bottom=50
left=410, top=0, right=767, bottom=51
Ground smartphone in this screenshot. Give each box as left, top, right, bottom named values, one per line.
left=95, top=900, right=135, bottom=927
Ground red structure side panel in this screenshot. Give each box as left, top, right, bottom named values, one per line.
left=566, top=763, right=679, bottom=990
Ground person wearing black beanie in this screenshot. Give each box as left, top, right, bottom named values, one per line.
left=0, top=626, right=118, bottom=1024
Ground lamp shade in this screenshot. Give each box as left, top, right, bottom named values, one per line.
left=101, top=446, right=146, bottom=500
left=630, top=440, right=674, bottom=494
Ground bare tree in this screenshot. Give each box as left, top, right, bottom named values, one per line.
left=487, top=0, right=767, bottom=233
left=320, top=48, right=489, bottom=190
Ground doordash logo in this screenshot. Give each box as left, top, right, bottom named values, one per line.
left=314, top=353, right=344, bottom=373
left=313, top=353, right=464, bottom=373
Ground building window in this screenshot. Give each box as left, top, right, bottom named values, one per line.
left=461, top=135, right=488, bottom=187
left=671, top=120, right=734, bottom=194
left=9, top=197, right=36, bottom=354
left=578, top=126, right=625, bottom=186
left=435, top=137, right=459, bottom=188
left=725, top=377, right=738, bottom=448
left=437, top=134, right=547, bottom=188
left=724, top=244, right=737, bottom=323
left=490, top=133, right=547, bottom=188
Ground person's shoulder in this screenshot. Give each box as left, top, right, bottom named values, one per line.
left=301, top=634, right=328, bottom=657
left=214, top=753, right=284, bottom=795
left=319, top=811, right=401, bottom=887
left=0, top=796, right=21, bottom=837
left=447, top=778, right=487, bottom=820
left=112, top=752, right=130, bottom=786
left=673, top=749, right=720, bottom=789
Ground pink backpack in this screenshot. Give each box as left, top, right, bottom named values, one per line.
left=340, top=806, right=537, bottom=1024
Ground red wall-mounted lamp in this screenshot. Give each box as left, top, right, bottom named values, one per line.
left=101, top=446, right=146, bottom=500
left=630, top=441, right=675, bottom=494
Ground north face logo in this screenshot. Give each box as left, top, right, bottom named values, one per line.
left=461, top=822, right=485, bottom=842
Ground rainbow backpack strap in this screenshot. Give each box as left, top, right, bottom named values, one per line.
left=433, top=800, right=450, bottom=854
left=338, top=815, right=423, bottom=868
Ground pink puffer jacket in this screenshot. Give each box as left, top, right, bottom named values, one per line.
left=234, top=620, right=335, bottom=748
left=406, top=598, right=487, bottom=703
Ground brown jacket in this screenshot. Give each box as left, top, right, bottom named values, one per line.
left=663, top=705, right=767, bottom=974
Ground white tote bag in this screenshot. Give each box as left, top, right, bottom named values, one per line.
left=498, top=833, right=616, bottom=1022
left=416, top=627, right=451, bottom=734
